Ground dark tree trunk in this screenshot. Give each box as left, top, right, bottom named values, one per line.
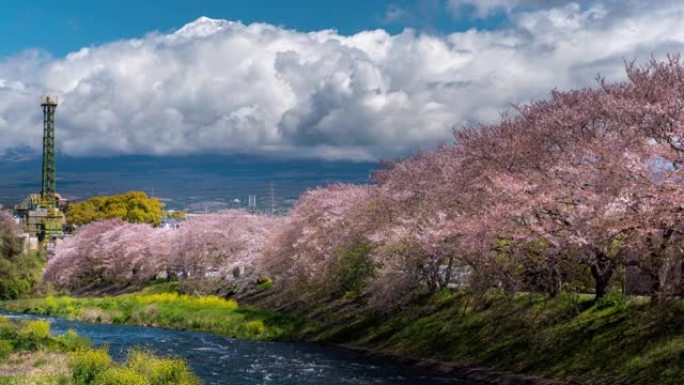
left=426, top=260, right=440, bottom=293
left=592, top=265, right=609, bottom=299
left=442, top=256, right=455, bottom=288
left=646, top=229, right=676, bottom=303
left=548, top=262, right=561, bottom=298
left=590, top=252, right=615, bottom=300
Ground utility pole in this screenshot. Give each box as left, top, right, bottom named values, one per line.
left=248, top=194, right=257, bottom=212
left=269, top=181, right=275, bottom=215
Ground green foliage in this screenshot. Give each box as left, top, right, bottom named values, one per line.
left=594, top=291, right=627, bottom=310
left=303, top=290, right=684, bottom=385
left=93, top=368, right=149, bottom=385
left=67, top=191, right=164, bottom=226
left=0, top=373, right=71, bottom=385
left=2, top=287, right=306, bottom=341
left=125, top=350, right=200, bottom=385
left=0, top=223, right=23, bottom=261
left=60, top=329, right=90, bottom=352
left=254, top=278, right=273, bottom=291
left=14, top=320, right=52, bottom=351
left=0, top=314, right=201, bottom=384
left=69, top=347, right=200, bottom=385
left=164, top=211, right=186, bottom=220
left=0, top=248, right=45, bottom=300
left=244, top=320, right=266, bottom=338
left=0, top=315, right=92, bottom=356
left=0, top=339, right=13, bottom=361
left=333, top=238, right=375, bottom=296
left=70, top=349, right=113, bottom=385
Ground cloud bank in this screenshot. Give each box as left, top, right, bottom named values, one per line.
left=1, top=1, right=684, bottom=160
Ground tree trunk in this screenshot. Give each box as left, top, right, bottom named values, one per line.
left=647, top=229, right=675, bottom=303
left=549, top=262, right=561, bottom=298
left=442, top=256, right=455, bottom=288
left=590, top=254, right=614, bottom=300
left=592, top=266, right=609, bottom=299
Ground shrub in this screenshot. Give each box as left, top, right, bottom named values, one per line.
left=20, top=320, right=51, bottom=339
left=333, top=239, right=375, bottom=296
left=0, top=316, right=16, bottom=339
left=94, top=368, right=150, bottom=385
left=594, top=292, right=627, bottom=310
left=70, top=349, right=113, bottom=385
left=0, top=339, right=13, bottom=361
left=245, top=320, right=266, bottom=337
left=125, top=350, right=200, bottom=385
left=16, top=320, right=51, bottom=350
left=0, top=251, right=46, bottom=300
left=59, top=329, right=90, bottom=351
left=0, top=209, right=44, bottom=301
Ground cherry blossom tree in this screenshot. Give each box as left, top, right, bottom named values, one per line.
left=43, top=219, right=159, bottom=292
left=44, top=210, right=283, bottom=294
left=42, top=56, right=684, bottom=302
left=262, top=184, right=377, bottom=299
left=171, top=210, right=285, bottom=293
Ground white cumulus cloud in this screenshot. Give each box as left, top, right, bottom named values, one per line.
left=1, top=2, right=684, bottom=160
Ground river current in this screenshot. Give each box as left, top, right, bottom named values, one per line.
left=1, top=311, right=480, bottom=385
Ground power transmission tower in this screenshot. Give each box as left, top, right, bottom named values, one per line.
left=41, top=95, right=58, bottom=205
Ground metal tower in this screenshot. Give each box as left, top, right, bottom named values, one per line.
left=12, top=95, right=66, bottom=247
left=40, top=95, right=58, bottom=206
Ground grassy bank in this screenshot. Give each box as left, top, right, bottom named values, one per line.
left=280, top=290, right=682, bottom=385
left=1, top=285, right=306, bottom=341
left=0, top=315, right=199, bottom=384
left=5, top=286, right=682, bottom=384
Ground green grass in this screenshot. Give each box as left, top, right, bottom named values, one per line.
left=1, top=287, right=306, bottom=341
left=5, top=283, right=680, bottom=384
left=296, top=290, right=684, bottom=385
left=0, top=373, right=70, bottom=385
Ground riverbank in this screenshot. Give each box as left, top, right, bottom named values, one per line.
left=3, top=288, right=682, bottom=385
left=1, top=285, right=305, bottom=341
left=283, top=290, right=683, bottom=385
left=0, top=314, right=199, bottom=384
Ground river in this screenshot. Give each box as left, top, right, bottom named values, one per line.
left=1, top=312, right=480, bottom=385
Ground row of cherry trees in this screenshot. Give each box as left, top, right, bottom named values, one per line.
left=42, top=57, right=684, bottom=302
left=264, top=58, right=684, bottom=304
left=43, top=211, right=284, bottom=294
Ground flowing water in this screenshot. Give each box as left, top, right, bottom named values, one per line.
left=1, top=312, right=482, bottom=385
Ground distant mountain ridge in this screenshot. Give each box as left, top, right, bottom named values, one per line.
left=0, top=154, right=378, bottom=212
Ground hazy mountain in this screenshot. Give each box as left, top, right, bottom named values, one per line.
left=0, top=154, right=378, bottom=212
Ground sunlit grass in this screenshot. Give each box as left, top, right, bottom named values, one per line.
left=302, top=289, right=684, bottom=385
left=1, top=286, right=304, bottom=341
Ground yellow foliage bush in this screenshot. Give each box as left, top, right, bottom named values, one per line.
left=19, top=320, right=51, bottom=339
left=125, top=350, right=201, bottom=385
left=246, top=320, right=266, bottom=337
left=93, top=367, right=150, bottom=385
left=70, top=349, right=112, bottom=385
left=131, top=293, right=238, bottom=309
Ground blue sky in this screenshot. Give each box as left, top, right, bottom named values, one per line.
left=1, top=0, right=681, bottom=206
left=0, top=0, right=504, bottom=58
left=0, top=0, right=682, bottom=162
